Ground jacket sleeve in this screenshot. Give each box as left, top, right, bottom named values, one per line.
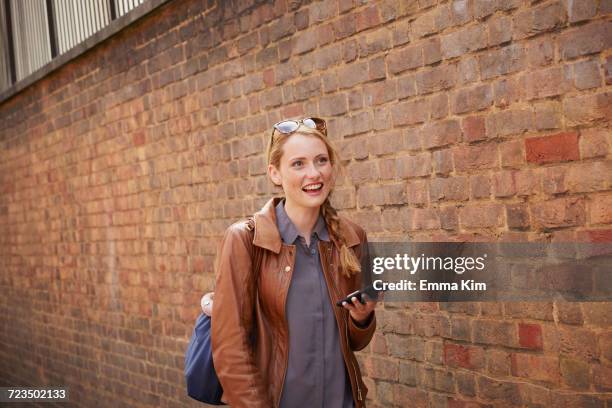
left=348, top=229, right=377, bottom=351
left=211, top=223, right=272, bottom=408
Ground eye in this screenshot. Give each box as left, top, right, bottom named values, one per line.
left=291, top=160, right=303, bottom=168
left=317, top=156, right=329, bottom=165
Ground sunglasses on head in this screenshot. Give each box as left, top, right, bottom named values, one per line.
left=271, top=117, right=327, bottom=139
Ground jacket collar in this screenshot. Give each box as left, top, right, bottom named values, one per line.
left=253, top=197, right=361, bottom=254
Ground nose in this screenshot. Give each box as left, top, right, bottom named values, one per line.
left=305, top=162, right=321, bottom=179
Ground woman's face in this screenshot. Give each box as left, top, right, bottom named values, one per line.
left=268, top=132, right=334, bottom=212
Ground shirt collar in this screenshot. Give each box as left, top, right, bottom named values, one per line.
left=275, top=199, right=329, bottom=244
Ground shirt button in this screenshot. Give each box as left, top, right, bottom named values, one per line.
left=284, top=266, right=291, bottom=272
left=310, top=249, right=316, bottom=255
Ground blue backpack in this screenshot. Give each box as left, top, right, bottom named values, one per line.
left=185, top=218, right=263, bottom=404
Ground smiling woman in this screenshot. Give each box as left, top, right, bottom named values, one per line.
left=201, top=117, right=378, bottom=408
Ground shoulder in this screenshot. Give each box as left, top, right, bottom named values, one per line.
left=222, top=218, right=255, bottom=245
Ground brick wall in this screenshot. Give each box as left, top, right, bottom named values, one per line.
left=0, top=0, right=610, bottom=406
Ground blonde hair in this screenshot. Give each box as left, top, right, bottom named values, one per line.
left=266, top=125, right=361, bottom=277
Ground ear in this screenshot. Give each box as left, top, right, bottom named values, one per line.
left=268, top=164, right=282, bottom=186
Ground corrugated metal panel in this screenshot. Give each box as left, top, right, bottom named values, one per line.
left=0, top=0, right=148, bottom=94
left=53, top=0, right=111, bottom=55
left=0, top=1, right=11, bottom=91
left=11, top=0, right=52, bottom=81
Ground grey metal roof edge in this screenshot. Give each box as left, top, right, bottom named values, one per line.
left=0, top=0, right=174, bottom=105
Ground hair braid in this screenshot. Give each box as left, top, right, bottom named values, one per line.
left=321, top=197, right=361, bottom=278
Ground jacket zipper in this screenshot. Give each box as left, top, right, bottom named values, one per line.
left=325, top=244, right=362, bottom=404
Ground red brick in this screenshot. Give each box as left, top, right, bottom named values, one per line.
left=567, top=0, right=597, bottom=22
left=559, top=21, right=612, bottom=60
left=576, top=229, right=612, bottom=243
left=525, top=66, right=572, bottom=100
left=525, top=132, right=579, bottom=164
left=534, top=101, right=563, bottom=130
left=337, top=61, right=369, bottom=89
left=479, top=44, right=525, bottom=80
left=566, top=162, right=612, bottom=193
left=573, top=59, right=601, bottom=90
left=423, top=38, right=441, bottom=65
left=493, top=76, right=524, bottom=108
left=487, top=350, right=511, bottom=376
left=488, top=15, right=511, bottom=46
left=580, top=128, right=610, bottom=159
left=473, top=0, right=520, bottom=19
left=511, top=354, right=560, bottom=384
left=396, top=153, right=431, bottom=178
left=411, top=208, right=441, bottom=230
left=492, top=171, right=515, bottom=198
left=406, top=180, right=429, bottom=206
left=432, top=149, right=453, bottom=176
left=391, top=99, right=429, bottom=126
left=319, top=93, right=347, bottom=116
left=411, top=8, right=436, bottom=38
left=589, top=193, right=612, bottom=225
left=518, top=323, right=543, bottom=350
left=600, top=332, right=612, bottom=361
left=420, top=120, right=461, bottom=149
left=355, top=5, right=381, bottom=32
left=461, top=115, right=486, bottom=143
left=357, top=185, right=385, bottom=207
left=563, top=92, right=612, bottom=126
left=132, top=131, right=146, bottom=146
left=506, top=204, right=530, bottom=230
left=393, top=384, right=428, bottom=407
left=316, top=23, right=334, bottom=46
left=457, top=56, right=479, bottom=85
left=440, top=25, right=487, bottom=59
left=470, top=175, right=491, bottom=198
left=486, top=108, right=532, bottom=138
left=369, top=56, right=386, bottom=80
left=560, top=358, right=591, bottom=390
left=387, top=45, right=423, bottom=75
left=416, top=64, right=457, bottom=95
left=526, top=36, right=555, bottom=67
left=500, top=140, right=524, bottom=168
left=460, top=204, right=504, bottom=229
left=531, top=197, right=585, bottom=230
left=429, top=93, right=448, bottom=120
left=444, top=343, right=485, bottom=370
left=450, top=84, right=493, bottom=115
left=333, top=13, right=357, bottom=40
left=477, top=376, right=521, bottom=404
left=453, top=144, right=498, bottom=172
left=593, top=363, right=612, bottom=391
left=513, top=2, right=566, bottom=40
left=365, top=355, right=399, bottom=381
left=440, top=206, right=458, bottom=231
left=358, top=28, right=391, bottom=57
left=429, top=177, right=469, bottom=202
left=392, top=18, right=411, bottom=46
left=397, top=73, right=417, bottom=99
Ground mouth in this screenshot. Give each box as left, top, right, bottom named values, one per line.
left=302, top=183, right=323, bottom=195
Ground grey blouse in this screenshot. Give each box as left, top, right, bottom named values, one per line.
left=276, top=200, right=354, bottom=408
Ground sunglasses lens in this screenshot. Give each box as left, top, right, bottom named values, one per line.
left=276, top=121, right=299, bottom=134
left=302, top=118, right=317, bottom=129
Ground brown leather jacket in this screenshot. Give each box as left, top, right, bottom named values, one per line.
left=211, top=197, right=376, bottom=408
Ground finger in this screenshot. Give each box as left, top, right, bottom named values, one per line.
left=351, top=297, right=364, bottom=311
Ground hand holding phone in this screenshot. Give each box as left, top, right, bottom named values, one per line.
left=335, top=289, right=368, bottom=307
left=336, top=285, right=383, bottom=307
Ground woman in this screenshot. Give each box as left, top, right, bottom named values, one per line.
left=204, top=117, right=378, bottom=408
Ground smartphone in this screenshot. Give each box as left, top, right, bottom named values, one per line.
left=336, top=285, right=383, bottom=307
